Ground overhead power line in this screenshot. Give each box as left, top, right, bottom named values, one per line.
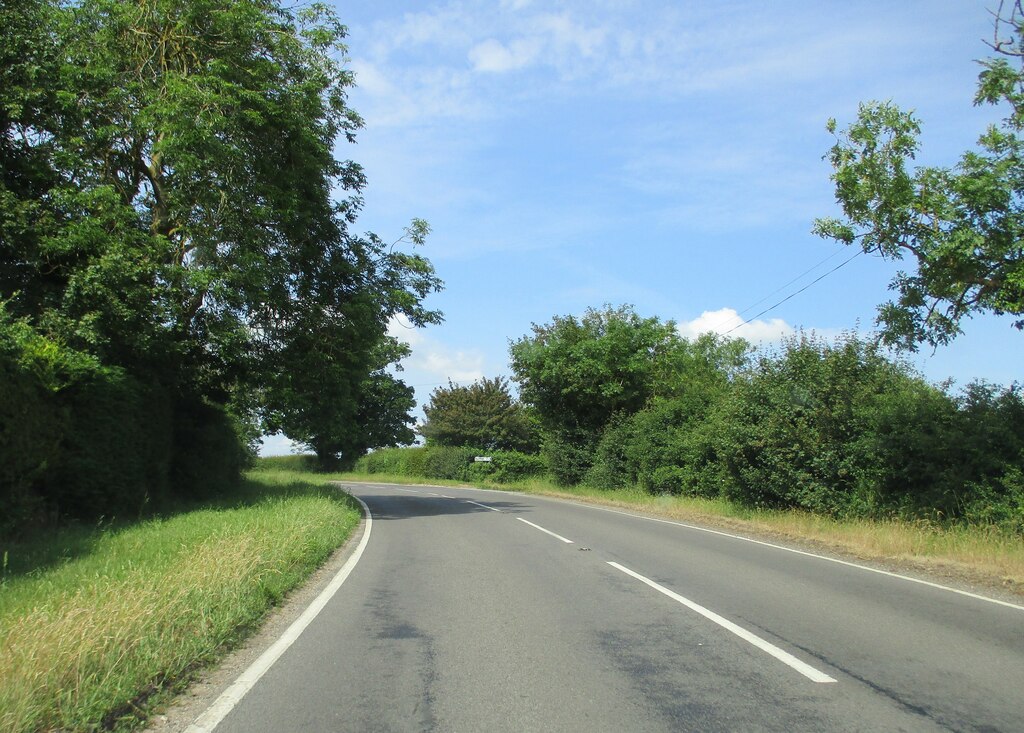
left=722, top=249, right=865, bottom=337
left=725, top=247, right=851, bottom=327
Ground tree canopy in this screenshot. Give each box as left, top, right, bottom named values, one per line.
left=419, top=376, right=540, bottom=453
left=815, top=2, right=1024, bottom=350
left=1, top=0, right=440, bottom=530
left=509, top=305, right=749, bottom=483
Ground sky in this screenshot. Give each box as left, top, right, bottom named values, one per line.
left=262, top=0, right=1024, bottom=455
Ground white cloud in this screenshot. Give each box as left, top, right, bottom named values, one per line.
left=388, top=317, right=486, bottom=385
left=533, top=12, right=607, bottom=58
left=678, top=307, right=795, bottom=344
left=469, top=37, right=541, bottom=73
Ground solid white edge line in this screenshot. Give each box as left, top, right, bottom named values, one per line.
left=581, top=503, right=1024, bottom=612
left=517, top=517, right=574, bottom=544
left=184, top=492, right=374, bottom=733
left=608, top=561, right=836, bottom=683
left=334, top=482, right=1024, bottom=612
left=464, top=499, right=502, bottom=512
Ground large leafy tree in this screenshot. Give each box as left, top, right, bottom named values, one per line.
left=509, top=305, right=744, bottom=483
left=509, top=306, right=682, bottom=439
left=419, top=376, right=540, bottom=453
left=1, top=0, right=441, bottom=508
left=815, top=1, right=1024, bottom=350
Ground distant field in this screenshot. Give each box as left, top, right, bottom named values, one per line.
left=0, top=471, right=360, bottom=733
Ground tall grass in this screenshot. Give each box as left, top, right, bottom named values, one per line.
left=0, top=472, right=360, bottom=733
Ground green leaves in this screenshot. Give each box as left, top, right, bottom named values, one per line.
left=419, top=377, right=540, bottom=453
left=1, top=1, right=442, bottom=511
left=816, top=6, right=1024, bottom=349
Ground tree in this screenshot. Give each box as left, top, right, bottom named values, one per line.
left=508, top=305, right=743, bottom=483
left=263, top=331, right=419, bottom=470
left=419, top=376, right=540, bottom=453
left=815, top=1, right=1024, bottom=350
left=0, top=0, right=441, bottom=523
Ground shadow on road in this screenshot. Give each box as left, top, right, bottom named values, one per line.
left=353, top=493, right=530, bottom=520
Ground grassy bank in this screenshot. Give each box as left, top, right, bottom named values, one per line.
left=335, top=466, right=1024, bottom=594
left=0, top=471, right=361, bottom=733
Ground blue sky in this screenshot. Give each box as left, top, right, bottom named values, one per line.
left=262, top=0, right=1024, bottom=455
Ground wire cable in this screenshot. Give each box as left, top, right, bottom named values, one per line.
left=719, top=246, right=852, bottom=330
left=723, top=249, right=865, bottom=336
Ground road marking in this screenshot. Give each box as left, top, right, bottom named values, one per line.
left=185, top=493, right=374, bottom=733
left=440, top=495, right=454, bottom=499
left=577, top=504, right=1024, bottom=613
left=464, top=499, right=502, bottom=512
left=337, top=482, right=1024, bottom=612
left=397, top=488, right=421, bottom=494
left=517, top=517, right=574, bottom=544
left=608, top=561, right=836, bottom=684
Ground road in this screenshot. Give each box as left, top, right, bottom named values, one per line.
left=191, top=482, right=1024, bottom=732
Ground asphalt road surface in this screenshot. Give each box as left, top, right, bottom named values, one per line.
left=191, top=482, right=1024, bottom=733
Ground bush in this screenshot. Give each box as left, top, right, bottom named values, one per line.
left=45, top=367, right=173, bottom=520
left=0, top=317, right=71, bottom=534
left=170, top=397, right=248, bottom=501
left=423, top=446, right=479, bottom=481
left=354, top=446, right=547, bottom=485
left=488, top=450, right=548, bottom=483
left=962, top=465, right=1024, bottom=533
left=254, top=455, right=319, bottom=472
left=710, top=334, right=934, bottom=516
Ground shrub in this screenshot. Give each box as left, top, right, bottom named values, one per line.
left=488, top=450, right=547, bottom=483
left=423, top=445, right=479, bottom=481
left=176, top=398, right=248, bottom=499
left=45, top=368, right=173, bottom=520
left=711, top=333, right=934, bottom=516
left=0, top=317, right=70, bottom=534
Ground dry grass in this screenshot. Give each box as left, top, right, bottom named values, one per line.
left=505, top=482, right=1024, bottom=593
left=330, top=468, right=1024, bottom=594
left=0, top=474, right=360, bottom=732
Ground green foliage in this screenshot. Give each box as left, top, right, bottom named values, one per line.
left=569, top=321, right=1024, bottom=529
left=355, top=446, right=547, bottom=485
left=815, top=3, right=1024, bottom=349
left=0, top=0, right=440, bottom=529
left=586, top=395, right=726, bottom=497
left=253, top=455, right=319, bottom=473
left=423, top=446, right=481, bottom=482
left=0, top=311, right=74, bottom=534
left=510, top=305, right=749, bottom=484
left=510, top=305, right=685, bottom=438
left=419, top=376, right=540, bottom=452
left=45, top=368, right=173, bottom=521
left=706, top=334, right=924, bottom=514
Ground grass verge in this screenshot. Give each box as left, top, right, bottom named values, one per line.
left=0, top=471, right=361, bottom=733
left=332, top=468, right=1024, bottom=594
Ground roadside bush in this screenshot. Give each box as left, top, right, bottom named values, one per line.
left=170, top=397, right=248, bottom=501
left=585, top=394, right=728, bottom=498
left=45, top=367, right=172, bottom=520
left=542, top=430, right=595, bottom=486
left=962, top=465, right=1024, bottom=533
left=584, top=415, right=637, bottom=489
left=254, top=455, right=319, bottom=472
left=423, top=445, right=479, bottom=481
left=711, top=334, right=926, bottom=516
left=488, top=450, right=547, bottom=483
left=0, top=316, right=71, bottom=534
